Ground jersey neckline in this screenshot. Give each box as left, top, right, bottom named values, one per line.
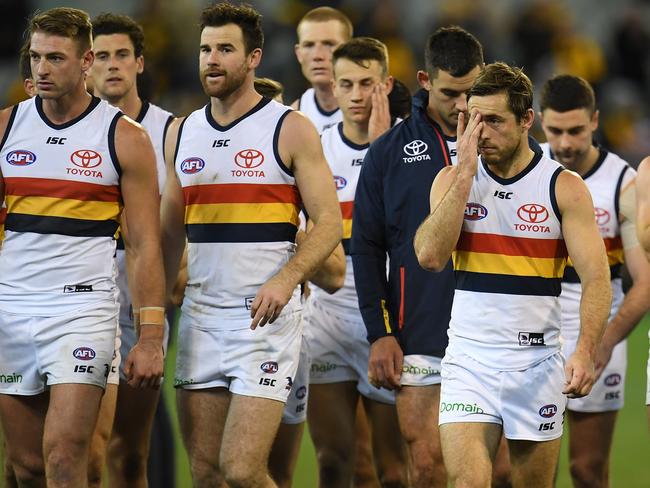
left=337, top=122, right=369, bottom=150
left=313, top=90, right=340, bottom=117
left=204, top=96, right=271, bottom=132
left=135, top=100, right=150, bottom=123
left=482, top=149, right=543, bottom=185
left=35, top=95, right=101, bottom=130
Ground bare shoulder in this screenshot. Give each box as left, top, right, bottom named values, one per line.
left=638, top=156, right=650, bottom=179
left=0, top=106, right=17, bottom=142
left=278, top=110, right=321, bottom=160
left=115, top=115, right=150, bottom=144
left=290, top=98, right=299, bottom=110
left=556, top=169, right=592, bottom=211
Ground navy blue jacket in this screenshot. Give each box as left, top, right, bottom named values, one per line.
left=351, top=104, right=454, bottom=358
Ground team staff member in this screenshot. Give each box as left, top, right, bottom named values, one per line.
left=0, top=7, right=164, bottom=487
left=161, top=4, right=341, bottom=487
left=539, top=74, right=650, bottom=488
left=90, top=13, right=175, bottom=488
left=351, top=26, right=483, bottom=487
left=414, top=62, right=611, bottom=488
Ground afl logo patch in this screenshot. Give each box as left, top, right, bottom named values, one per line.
left=73, top=347, right=96, bottom=361
left=539, top=404, right=557, bottom=418
left=181, top=157, right=205, bottom=174
left=70, top=149, right=102, bottom=168
left=235, top=149, right=264, bottom=168
left=604, top=373, right=621, bottom=386
left=464, top=202, right=488, bottom=220
left=260, top=361, right=279, bottom=374
left=6, top=150, right=36, bottom=166
left=334, top=175, right=347, bottom=190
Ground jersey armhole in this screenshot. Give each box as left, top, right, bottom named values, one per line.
left=614, top=166, right=630, bottom=224
left=273, top=109, right=293, bottom=177
left=549, top=166, right=564, bottom=222
left=108, top=112, right=124, bottom=177
left=161, top=115, right=174, bottom=161
left=172, top=117, right=189, bottom=166
left=0, top=105, right=19, bottom=152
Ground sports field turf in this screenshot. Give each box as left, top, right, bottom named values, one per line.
left=162, top=315, right=650, bottom=487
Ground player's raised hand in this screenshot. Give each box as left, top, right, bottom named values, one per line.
left=456, top=109, right=482, bottom=179
left=563, top=349, right=596, bottom=398
left=125, top=334, right=164, bottom=389
left=368, top=336, right=403, bottom=390
left=250, top=273, right=295, bottom=329
left=368, top=84, right=391, bottom=143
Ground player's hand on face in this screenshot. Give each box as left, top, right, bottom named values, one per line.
left=250, top=274, right=295, bottom=329
left=124, top=336, right=164, bottom=389
left=563, top=349, right=596, bottom=398
left=368, top=336, right=403, bottom=390
left=368, top=84, right=391, bottom=143
left=456, top=109, right=482, bottom=179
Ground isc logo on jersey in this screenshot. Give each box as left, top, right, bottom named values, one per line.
left=514, top=203, right=550, bottom=233
left=181, top=157, right=205, bottom=174
left=232, top=149, right=265, bottom=178
left=6, top=150, right=36, bottom=166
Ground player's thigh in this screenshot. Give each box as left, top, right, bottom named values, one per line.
left=90, top=382, right=118, bottom=458
left=44, top=384, right=104, bottom=449
left=567, top=410, right=617, bottom=464
left=112, top=382, right=161, bottom=447
left=220, top=393, right=285, bottom=468
left=177, top=387, right=230, bottom=463
left=268, top=421, right=304, bottom=487
left=395, top=384, right=440, bottom=442
left=508, top=437, right=561, bottom=488
left=308, top=382, right=359, bottom=451
left=439, top=422, right=502, bottom=484
left=0, top=393, right=48, bottom=470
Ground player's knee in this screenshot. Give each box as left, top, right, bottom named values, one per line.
left=317, top=445, right=354, bottom=485
left=221, top=458, right=264, bottom=488
left=190, top=456, right=223, bottom=487
left=87, top=451, right=105, bottom=488
left=569, top=456, right=608, bottom=487
left=8, top=454, right=45, bottom=487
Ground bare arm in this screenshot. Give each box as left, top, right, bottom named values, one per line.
left=250, top=111, right=342, bottom=328
left=115, top=117, right=165, bottom=388
left=595, top=182, right=650, bottom=375
left=636, top=157, right=650, bottom=257
left=160, top=118, right=187, bottom=300
left=296, top=221, right=345, bottom=294
left=414, top=110, right=482, bottom=271
left=0, top=106, right=15, bottom=206
left=557, top=170, right=611, bottom=397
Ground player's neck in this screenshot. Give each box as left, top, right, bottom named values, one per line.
left=426, top=105, right=454, bottom=138
left=486, top=137, right=535, bottom=179
left=342, top=119, right=369, bottom=145
left=568, top=145, right=600, bottom=177
left=312, top=83, right=338, bottom=112
left=210, top=84, right=262, bottom=126
left=103, top=88, right=142, bottom=121
left=40, top=84, right=93, bottom=125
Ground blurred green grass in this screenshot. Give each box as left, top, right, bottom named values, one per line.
left=163, top=315, right=650, bottom=487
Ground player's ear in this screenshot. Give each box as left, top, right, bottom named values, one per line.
left=384, top=75, right=394, bottom=95
left=417, top=70, right=431, bottom=90
left=136, top=55, right=144, bottom=75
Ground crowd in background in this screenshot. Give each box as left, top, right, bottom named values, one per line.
left=2, top=0, right=650, bottom=164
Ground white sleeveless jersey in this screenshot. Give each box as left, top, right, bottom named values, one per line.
left=311, top=123, right=367, bottom=313
left=116, top=102, right=173, bottom=326
left=0, top=96, right=123, bottom=315
left=541, top=143, right=633, bottom=342
left=298, top=88, right=342, bottom=133
left=449, top=152, right=568, bottom=370
left=176, top=98, right=301, bottom=323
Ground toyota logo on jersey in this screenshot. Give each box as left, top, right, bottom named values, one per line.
left=235, top=149, right=264, bottom=168
left=403, top=140, right=428, bottom=156
left=517, top=203, right=549, bottom=223
left=594, top=207, right=610, bottom=226
left=70, top=149, right=102, bottom=168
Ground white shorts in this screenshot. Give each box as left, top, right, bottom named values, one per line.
left=0, top=300, right=119, bottom=394
left=175, top=308, right=302, bottom=403
left=562, top=335, right=626, bottom=412
left=106, top=329, right=120, bottom=386
left=401, top=354, right=442, bottom=386
left=440, top=349, right=567, bottom=441
left=305, top=298, right=394, bottom=405
left=282, top=334, right=309, bottom=424
left=118, top=318, right=169, bottom=381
